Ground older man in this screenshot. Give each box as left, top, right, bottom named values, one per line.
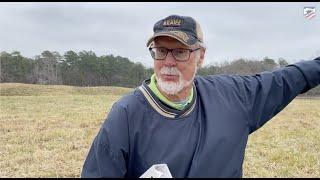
left=81, top=15, right=320, bottom=178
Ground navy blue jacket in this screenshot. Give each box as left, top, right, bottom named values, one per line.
left=81, top=59, right=320, bottom=178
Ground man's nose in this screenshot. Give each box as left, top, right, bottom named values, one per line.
left=163, top=51, right=177, bottom=67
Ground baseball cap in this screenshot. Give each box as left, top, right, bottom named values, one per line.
left=146, top=15, right=204, bottom=47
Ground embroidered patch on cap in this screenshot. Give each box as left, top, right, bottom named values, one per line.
left=163, top=19, right=183, bottom=27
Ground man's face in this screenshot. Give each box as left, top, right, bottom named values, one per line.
left=152, top=36, right=205, bottom=95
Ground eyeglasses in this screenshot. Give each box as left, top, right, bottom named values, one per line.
left=149, top=47, right=200, bottom=62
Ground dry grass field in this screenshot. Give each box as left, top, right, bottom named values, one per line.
left=0, top=83, right=319, bottom=177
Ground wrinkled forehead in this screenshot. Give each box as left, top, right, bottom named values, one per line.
left=153, top=36, right=191, bottom=48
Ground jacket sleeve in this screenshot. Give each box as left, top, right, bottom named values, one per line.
left=239, top=58, right=320, bottom=133
left=81, top=102, right=130, bottom=178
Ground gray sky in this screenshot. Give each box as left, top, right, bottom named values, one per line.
left=0, top=2, right=319, bottom=67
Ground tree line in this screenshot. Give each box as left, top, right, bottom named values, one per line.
left=0, top=50, right=319, bottom=95
left=0, top=50, right=153, bottom=87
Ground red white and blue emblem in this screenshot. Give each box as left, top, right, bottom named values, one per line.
left=304, top=7, right=316, bottom=20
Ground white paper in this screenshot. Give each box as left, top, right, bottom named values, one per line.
left=139, top=164, right=173, bottom=178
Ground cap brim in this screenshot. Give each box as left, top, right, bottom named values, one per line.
left=146, top=31, right=197, bottom=47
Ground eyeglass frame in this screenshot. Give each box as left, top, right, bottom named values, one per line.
left=148, top=47, right=201, bottom=62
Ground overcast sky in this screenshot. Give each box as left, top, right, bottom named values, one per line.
left=0, top=2, right=319, bottom=67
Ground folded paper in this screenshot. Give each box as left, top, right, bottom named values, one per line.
left=139, top=164, right=173, bottom=178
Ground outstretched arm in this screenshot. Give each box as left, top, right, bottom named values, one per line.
left=239, top=58, right=320, bottom=133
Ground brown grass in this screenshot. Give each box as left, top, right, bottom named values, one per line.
left=0, top=83, right=319, bottom=177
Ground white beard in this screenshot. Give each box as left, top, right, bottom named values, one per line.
left=156, top=66, right=197, bottom=95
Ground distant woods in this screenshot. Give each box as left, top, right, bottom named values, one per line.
left=0, top=50, right=319, bottom=95
left=0, top=50, right=153, bottom=88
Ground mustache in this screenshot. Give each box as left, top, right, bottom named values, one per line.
left=160, top=67, right=181, bottom=76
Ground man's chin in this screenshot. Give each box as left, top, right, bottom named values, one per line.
left=159, top=80, right=180, bottom=87
left=157, top=79, right=181, bottom=94
left=162, top=79, right=179, bottom=84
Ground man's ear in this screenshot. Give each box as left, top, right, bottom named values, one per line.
left=198, top=48, right=206, bottom=68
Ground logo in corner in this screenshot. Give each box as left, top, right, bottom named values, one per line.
left=304, top=7, right=316, bottom=20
